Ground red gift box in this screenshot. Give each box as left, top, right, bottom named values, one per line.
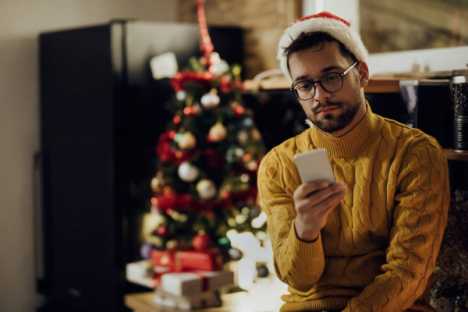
left=177, top=250, right=223, bottom=271
left=151, top=249, right=223, bottom=272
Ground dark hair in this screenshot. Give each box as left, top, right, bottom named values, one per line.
left=285, top=32, right=357, bottom=69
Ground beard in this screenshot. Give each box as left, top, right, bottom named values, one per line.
left=308, top=100, right=360, bottom=133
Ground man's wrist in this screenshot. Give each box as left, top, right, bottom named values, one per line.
left=294, top=219, right=320, bottom=242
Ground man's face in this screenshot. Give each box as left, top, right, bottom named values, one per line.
left=288, top=42, right=366, bottom=133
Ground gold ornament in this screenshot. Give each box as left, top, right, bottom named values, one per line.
left=151, top=177, right=162, bottom=192
left=176, top=132, right=197, bottom=149
left=151, top=171, right=164, bottom=192
left=208, top=122, right=227, bottom=142
left=196, top=179, right=217, bottom=200
left=237, top=130, right=249, bottom=145
left=246, top=160, right=258, bottom=171
left=251, top=129, right=262, bottom=141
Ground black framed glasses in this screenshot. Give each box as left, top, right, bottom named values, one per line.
left=291, top=62, right=358, bottom=101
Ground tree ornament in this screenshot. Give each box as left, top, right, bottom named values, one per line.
left=208, top=122, right=227, bottom=142
left=231, top=102, right=246, bottom=116
left=240, top=174, right=250, bottom=183
left=156, top=225, right=168, bottom=237
left=217, top=236, right=231, bottom=249
left=256, top=263, right=270, bottom=278
left=201, top=89, right=220, bottom=109
left=196, top=179, right=217, bottom=200
left=166, top=239, right=179, bottom=250
left=237, top=130, right=249, bottom=145
left=243, top=118, right=253, bottom=127
left=228, top=247, right=243, bottom=261
left=226, top=146, right=244, bottom=163
left=209, top=52, right=229, bottom=76
left=178, top=161, right=199, bottom=182
left=151, top=176, right=163, bottom=193
left=176, top=90, right=187, bottom=101
left=192, top=232, right=211, bottom=251
left=183, top=104, right=200, bottom=116
left=235, top=213, right=248, bottom=224
left=251, top=129, right=262, bottom=141
left=176, top=132, right=197, bottom=150
left=242, top=152, right=253, bottom=163
left=246, top=160, right=258, bottom=171
left=172, top=115, right=181, bottom=125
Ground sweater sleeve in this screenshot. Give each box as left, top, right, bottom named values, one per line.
left=257, top=149, right=326, bottom=291
left=343, top=138, right=450, bottom=312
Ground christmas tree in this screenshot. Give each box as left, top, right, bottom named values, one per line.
left=143, top=0, right=266, bottom=267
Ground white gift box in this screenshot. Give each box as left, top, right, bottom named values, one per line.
left=126, top=260, right=155, bottom=288
left=154, top=289, right=221, bottom=310
left=160, top=270, right=234, bottom=296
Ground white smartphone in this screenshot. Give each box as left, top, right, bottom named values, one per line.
left=293, top=148, right=335, bottom=183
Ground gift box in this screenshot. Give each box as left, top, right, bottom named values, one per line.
left=177, top=250, right=223, bottom=271
left=160, top=270, right=234, bottom=296
left=126, top=260, right=156, bottom=288
left=151, top=250, right=179, bottom=271
left=154, top=289, right=221, bottom=310
left=150, top=249, right=223, bottom=272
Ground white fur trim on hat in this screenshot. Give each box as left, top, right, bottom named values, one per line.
left=278, top=11, right=369, bottom=82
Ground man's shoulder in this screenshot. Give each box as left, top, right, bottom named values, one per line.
left=379, top=115, right=443, bottom=153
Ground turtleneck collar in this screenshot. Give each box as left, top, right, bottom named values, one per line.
left=308, top=102, right=381, bottom=158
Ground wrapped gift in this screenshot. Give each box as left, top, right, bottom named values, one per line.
left=177, top=250, right=223, bottom=271
left=126, top=260, right=155, bottom=288
left=151, top=250, right=179, bottom=271
left=151, top=249, right=223, bottom=272
left=154, top=289, right=221, bottom=310
left=160, top=270, right=234, bottom=296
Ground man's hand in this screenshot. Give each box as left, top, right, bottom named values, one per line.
left=293, top=180, right=346, bottom=241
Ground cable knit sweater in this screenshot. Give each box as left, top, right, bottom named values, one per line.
left=257, top=105, right=450, bottom=311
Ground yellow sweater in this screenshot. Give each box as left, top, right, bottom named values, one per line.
left=257, top=105, right=450, bottom=311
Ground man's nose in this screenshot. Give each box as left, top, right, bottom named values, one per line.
left=313, top=83, right=331, bottom=101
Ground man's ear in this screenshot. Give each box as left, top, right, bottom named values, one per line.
left=357, top=62, right=369, bottom=87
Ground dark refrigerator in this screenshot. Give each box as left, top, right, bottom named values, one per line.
left=39, top=20, right=243, bottom=311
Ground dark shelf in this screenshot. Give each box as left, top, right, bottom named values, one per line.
left=445, top=149, right=468, bottom=161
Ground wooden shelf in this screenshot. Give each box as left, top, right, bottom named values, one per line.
left=244, top=77, right=401, bottom=93
left=445, top=149, right=468, bottom=161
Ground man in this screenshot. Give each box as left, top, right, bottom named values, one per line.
left=257, top=11, right=450, bottom=311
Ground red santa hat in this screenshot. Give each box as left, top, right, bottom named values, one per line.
left=277, top=11, right=369, bottom=82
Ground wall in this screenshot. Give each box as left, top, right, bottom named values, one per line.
left=0, top=1, right=177, bottom=311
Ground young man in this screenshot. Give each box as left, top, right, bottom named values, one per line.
left=257, top=12, right=450, bottom=311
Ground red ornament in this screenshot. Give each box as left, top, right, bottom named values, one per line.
left=233, top=104, right=246, bottom=116
left=219, top=75, right=232, bottom=93
left=156, top=226, right=168, bottom=236
left=192, top=233, right=211, bottom=251
left=173, top=115, right=181, bottom=125
left=183, top=106, right=195, bottom=116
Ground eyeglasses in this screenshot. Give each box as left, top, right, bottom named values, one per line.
left=291, top=62, right=358, bottom=101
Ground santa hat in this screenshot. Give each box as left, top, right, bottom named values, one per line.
left=277, top=11, right=369, bottom=82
